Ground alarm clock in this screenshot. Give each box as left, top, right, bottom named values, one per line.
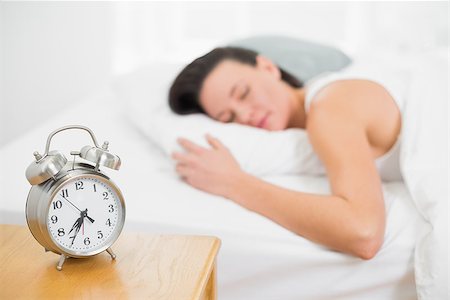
left=25, top=125, right=126, bottom=271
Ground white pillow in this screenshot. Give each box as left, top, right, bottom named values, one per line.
left=112, top=62, right=184, bottom=132
left=138, top=103, right=323, bottom=177
left=112, top=54, right=414, bottom=177
left=112, top=62, right=324, bottom=177
left=112, top=57, right=412, bottom=178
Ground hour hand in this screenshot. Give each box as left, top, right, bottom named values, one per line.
left=85, top=209, right=95, bottom=223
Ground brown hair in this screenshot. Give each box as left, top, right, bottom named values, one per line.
left=169, top=47, right=303, bottom=115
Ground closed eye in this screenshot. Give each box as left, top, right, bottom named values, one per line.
left=240, top=85, right=250, bottom=100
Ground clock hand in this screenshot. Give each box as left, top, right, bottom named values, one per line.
left=60, top=195, right=82, bottom=213
left=68, top=217, right=82, bottom=246
left=69, top=216, right=82, bottom=235
left=60, top=196, right=96, bottom=222
left=84, top=208, right=95, bottom=223
left=68, top=209, right=86, bottom=246
left=60, top=195, right=95, bottom=223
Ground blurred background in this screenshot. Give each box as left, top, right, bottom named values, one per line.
left=0, top=1, right=448, bottom=147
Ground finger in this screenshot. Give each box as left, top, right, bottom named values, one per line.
left=175, top=163, right=192, bottom=178
left=171, top=151, right=187, bottom=162
left=175, top=163, right=199, bottom=187
left=205, top=133, right=225, bottom=150
left=172, top=151, right=196, bottom=165
left=177, top=137, right=206, bottom=154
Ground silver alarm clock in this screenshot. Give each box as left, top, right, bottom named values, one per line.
left=25, top=125, right=126, bottom=271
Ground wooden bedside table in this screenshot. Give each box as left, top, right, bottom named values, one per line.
left=0, top=224, right=220, bottom=300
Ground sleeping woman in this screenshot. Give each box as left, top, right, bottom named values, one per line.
left=168, top=47, right=402, bottom=260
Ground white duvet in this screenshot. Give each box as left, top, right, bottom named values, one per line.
left=0, top=51, right=446, bottom=299
left=0, top=90, right=423, bottom=300
left=398, top=53, right=449, bottom=299
left=115, top=50, right=448, bottom=299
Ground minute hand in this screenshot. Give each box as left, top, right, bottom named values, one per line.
left=60, top=195, right=82, bottom=213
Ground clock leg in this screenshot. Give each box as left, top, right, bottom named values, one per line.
left=56, top=253, right=67, bottom=271
left=106, top=247, right=116, bottom=260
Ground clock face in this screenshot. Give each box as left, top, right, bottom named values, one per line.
left=47, top=175, right=124, bottom=255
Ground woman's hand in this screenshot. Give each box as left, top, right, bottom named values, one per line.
left=172, top=134, right=244, bottom=198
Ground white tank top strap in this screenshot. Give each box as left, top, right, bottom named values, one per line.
left=304, top=71, right=341, bottom=114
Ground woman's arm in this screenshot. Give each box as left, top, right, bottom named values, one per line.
left=174, top=101, right=386, bottom=260
left=228, top=173, right=383, bottom=260
left=228, top=120, right=384, bottom=260
left=175, top=130, right=384, bottom=259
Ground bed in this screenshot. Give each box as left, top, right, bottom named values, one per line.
left=0, top=48, right=447, bottom=299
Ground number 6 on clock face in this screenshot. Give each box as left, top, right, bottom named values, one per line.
left=47, top=175, right=125, bottom=256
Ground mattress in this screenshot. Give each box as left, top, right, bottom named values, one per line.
left=0, top=87, right=425, bottom=299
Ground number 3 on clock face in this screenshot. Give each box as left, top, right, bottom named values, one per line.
left=47, top=176, right=124, bottom=256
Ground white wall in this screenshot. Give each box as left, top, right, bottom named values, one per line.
left=0, top=2, right=5, bottom=146
left=111, top=1, right=351, bottom=74
left=1, top=1, right=448, bottom=147
left=112, top=1, right=449, bottom=74
left=1, top=2, right=113, bottom=146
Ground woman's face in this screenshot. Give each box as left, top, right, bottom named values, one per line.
left=199, top=56, right=295, bottom=131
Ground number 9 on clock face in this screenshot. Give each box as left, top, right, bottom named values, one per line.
left=47, top=175, right=125, bottom=256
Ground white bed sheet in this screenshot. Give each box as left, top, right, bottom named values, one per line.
left=0, top=87, right=425, bottom=299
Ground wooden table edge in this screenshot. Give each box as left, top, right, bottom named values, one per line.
left=192, top=236, right=221, bottom=300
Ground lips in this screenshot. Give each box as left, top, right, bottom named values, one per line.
left=257, top=113, right=270, bottom=129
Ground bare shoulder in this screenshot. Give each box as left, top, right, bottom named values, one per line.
left=307, top=79, right=395, bottom=125
left=306, top=79, right=401, bottom=157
